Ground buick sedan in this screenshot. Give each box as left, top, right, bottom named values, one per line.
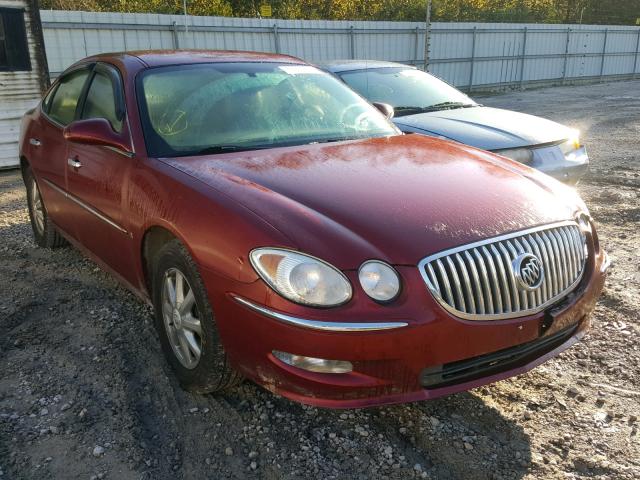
left=19, top=50, right=608, bottom=408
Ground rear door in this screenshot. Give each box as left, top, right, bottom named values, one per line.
left=64, top=63, right=138, bottom=285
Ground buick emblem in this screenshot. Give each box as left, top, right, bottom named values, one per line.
left=513, top=253, right=544, bottom=291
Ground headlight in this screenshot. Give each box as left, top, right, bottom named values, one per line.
left=559, top=131, right=582, bottom=159
left=495, top=147, right=533, bottom=164
left=358, top=260, right=401, bottom=302
left=566, top=129, right=581, bottom=150
left=250, top=248, right=352, bottom=307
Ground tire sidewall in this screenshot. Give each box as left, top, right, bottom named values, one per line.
left=23, top=167, right=48, bottom=247
left=152, top=241, right=227, bottom=390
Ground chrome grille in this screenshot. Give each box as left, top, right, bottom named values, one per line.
left=419, top=222, right=588, bottom=320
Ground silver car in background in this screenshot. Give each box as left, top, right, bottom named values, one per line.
left=319, top=60, right=589, bottom=185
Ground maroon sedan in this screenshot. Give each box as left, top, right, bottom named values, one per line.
left=19, top=50, right=608, bottom=408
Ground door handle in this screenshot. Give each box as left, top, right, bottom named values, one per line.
left=29, top=138, right=41, bottom=146
left=67, top=157, right=82, bottom=169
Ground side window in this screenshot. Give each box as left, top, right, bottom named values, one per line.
left=0, top=8, right=30, bottom=71
left=48, top=70, right=90, bottom=126
left=81, top=70, right=123, bottom=132
left=41, top=84, right=58, bottom=113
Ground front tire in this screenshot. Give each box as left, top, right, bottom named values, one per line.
left=152, top=239, right=242, bottom=393
left=23, top=166, right=67, bottom=248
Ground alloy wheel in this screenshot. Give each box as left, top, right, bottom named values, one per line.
left=161, top=268, right=203, bottom=369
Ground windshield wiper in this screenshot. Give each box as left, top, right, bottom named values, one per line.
left=394, top=102, right=478, bottom=117
left=309, top=137, right=356, bottom=144
left=193, top=144, right=272, bottom=155
left=424, top=101, right=478, bottom=111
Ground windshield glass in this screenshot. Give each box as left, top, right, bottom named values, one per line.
left=339, top=67, right=477, bottom=117
left=137, top=62, right=398, bottom=157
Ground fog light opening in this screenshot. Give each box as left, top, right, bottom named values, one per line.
left=272, top=350, right=353, bottom=374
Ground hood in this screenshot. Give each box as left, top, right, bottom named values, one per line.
left=163, top=134, right=580, bottom=268
left=393, top=106, right=573, bottom=151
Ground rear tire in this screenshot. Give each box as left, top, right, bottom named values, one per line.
left=152, top=239, right=242, bottom=393
left=23, top=166, right=67, bottom=248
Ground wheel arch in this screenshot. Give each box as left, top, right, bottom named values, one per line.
left=141, top=225, right=180, bottom=294
left=19, top=155, right=31, bottom=180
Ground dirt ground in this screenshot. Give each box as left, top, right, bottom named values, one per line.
left=0, top=79, right=639, bottom=480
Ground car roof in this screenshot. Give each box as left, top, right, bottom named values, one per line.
left=81, top=49, right=307, bottom=68
left=316, top=60, right=416, bottom=74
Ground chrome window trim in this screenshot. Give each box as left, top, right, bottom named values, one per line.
left=418, top=220, right=587, bottom=321
left=41, top=178, right=130, bottom=236
left=231, top=295, right=408, bottom=332
left=104, top=145, right=135, bottom=158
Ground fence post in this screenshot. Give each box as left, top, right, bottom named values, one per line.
left=468, top=26, right=477, bottom=92
left=519, top=26, right=528, bottom=89
left=348, top=25, right=355, bottom=59
left=272, top=24, right=280, bottom=53
left=599, top=28, right=608, bottom=81
left=414, top=26, right=420, bottom=66
left=423, top=0, right=432, bottom=70
left=633, top=29, right=640, bottom=79
left=562, top=27, right=570, bottom=84
left=170, top=21, right=180, bottom=49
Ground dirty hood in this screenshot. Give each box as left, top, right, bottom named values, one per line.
left=393, top=106, right=574, bottom=151
left=164, top=134, right=579, bottom=268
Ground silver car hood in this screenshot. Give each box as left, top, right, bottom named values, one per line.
left=393, top=106, right=574, bottom=150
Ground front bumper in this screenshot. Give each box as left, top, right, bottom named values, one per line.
left=203, top=248, right=607, bottom=409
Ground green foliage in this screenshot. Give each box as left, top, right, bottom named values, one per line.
left=38, top=0, right=640, bottom=25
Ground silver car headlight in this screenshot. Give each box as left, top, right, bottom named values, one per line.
left=495, top=147, right=533, bottom=164
left=358, top=260, right=401, bottom=302
left=250, top=248, right=352, bottom=307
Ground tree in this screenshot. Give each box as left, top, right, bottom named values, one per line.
left=38, top=0, right=640, bottom=24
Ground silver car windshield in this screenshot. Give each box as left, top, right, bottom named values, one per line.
left=339, top=67, right=478, bottom=117
left=137, top=62, right=398, bottom=157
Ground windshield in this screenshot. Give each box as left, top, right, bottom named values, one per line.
left=137, top=62, right=398, bottom=157
left=339, top=67, right=477, bottom=117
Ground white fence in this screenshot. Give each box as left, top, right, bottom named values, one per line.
left=40, top=10, right=640, bottom=90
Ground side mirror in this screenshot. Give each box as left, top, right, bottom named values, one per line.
left=63, top=118, right=133, bottom=155
left=373, top=102, right=394, bottom=119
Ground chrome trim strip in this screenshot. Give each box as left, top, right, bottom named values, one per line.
left=41, top=178, right=129, bottom=236
left=418, top=221, right=587, bottom=321
left=104, top=145, right=135, bottom=158
left=231, top=295, right=409, bottom=332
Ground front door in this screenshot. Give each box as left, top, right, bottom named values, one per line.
left=64, top=63, right=138, bottom=286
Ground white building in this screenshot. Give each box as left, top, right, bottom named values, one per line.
left=0, top=0, right=48, bottom=169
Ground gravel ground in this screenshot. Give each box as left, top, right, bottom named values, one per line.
left=1, top=80, right=639, bottom=480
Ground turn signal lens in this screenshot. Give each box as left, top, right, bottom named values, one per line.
left=250, top=248, right=352, bottom=307
left=358, top=260, right=401, bottom=302
left=273, top=350, right=353, bottom=374
left=568, top=129, right=581, bottom=150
